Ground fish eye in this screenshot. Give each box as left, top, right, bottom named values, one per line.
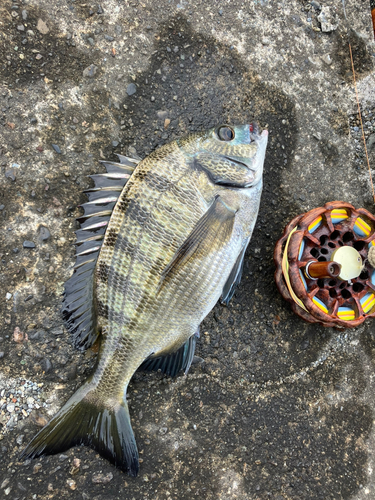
left=217, top=126, right=235, bottom=141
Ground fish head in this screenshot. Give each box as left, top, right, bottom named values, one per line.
left=183, top=123, right=268, bottom=188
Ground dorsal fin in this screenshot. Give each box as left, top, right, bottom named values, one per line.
left=61, top=156, right=140, bottom=350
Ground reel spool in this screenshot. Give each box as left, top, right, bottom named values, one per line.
left=274, top=201, right=375, bottom=328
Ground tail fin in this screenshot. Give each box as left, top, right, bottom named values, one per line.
left=20, top=385, right=139, bottom=476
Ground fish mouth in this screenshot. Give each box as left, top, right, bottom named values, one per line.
left=244, top=123, right=268, bottom=187
left=249, top=121, right=259, bottom=138
left=249, top=122, right=268, bottom=143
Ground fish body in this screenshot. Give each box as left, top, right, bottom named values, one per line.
left=21, top=124, right=268, bottom=475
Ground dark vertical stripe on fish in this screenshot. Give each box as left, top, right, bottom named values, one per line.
left=125, top=200, right=151, bottom=226
left=105, top=228, right=119, bottom=247
left=97, top=262, right=110, bottom=283
left=117, top=197, right=131, bottom=213
left=97, top=300, right=109, bottom=319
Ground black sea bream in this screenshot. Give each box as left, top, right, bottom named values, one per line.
left=21, top=123, right=268, bottom=475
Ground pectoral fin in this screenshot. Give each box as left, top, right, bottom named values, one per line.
left=159, top=195, right=236, bottom=287
left=221, top=237, right=250, bottom=305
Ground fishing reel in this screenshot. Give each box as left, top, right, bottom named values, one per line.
left=274, top=201, right=375, bottom=327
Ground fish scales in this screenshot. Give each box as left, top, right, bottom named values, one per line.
left=21, top=123, right=268, bottom=476
left=97, top=151, right=207, bottom=361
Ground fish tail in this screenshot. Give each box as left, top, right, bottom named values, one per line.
left=20, top=383, right=139, bottom=476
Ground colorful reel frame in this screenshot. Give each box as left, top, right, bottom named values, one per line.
left=274, top=201, right=375, bottom=328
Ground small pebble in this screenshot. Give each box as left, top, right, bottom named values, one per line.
left=66, top=479, right=76, bottom=490
left=51, top=326, right=63, bottom=336
left=83, top=64, right=98, bottom=78
left=92, top=472, right=113, bottom=484
left=33, top=463, right=42, bottom=474
left=13, top=327, right=27, bottom=343
left=51, top=144, right=61, bottom=154
left=16, top=434, right=24, bottom=445
left=126, top=83, right=137, bottom=96
left=157, top=110, right=168, bottom=120
left=367, top=134, right=375, bottom=150
left=310, top=0, right=321, bottom=10
left=6, top=403, right=15, bottom=413
left=23, top=240, right=36, bottom=248
left=5, top=171, right=16, bottom=181
left=36, top=19, right=49, bottom=34
left=321, top=54, right=332, bottom=65
left=1, top=478, right=10, bottom=489
left=39, top=226, right=51, bottom=241
left=317, top=6, right=338, bottom=32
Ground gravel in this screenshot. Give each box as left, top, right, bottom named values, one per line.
left=0, top=377, right=47, bottom=434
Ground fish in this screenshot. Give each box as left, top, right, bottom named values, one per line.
left=20, top=123, right=268, bottom=476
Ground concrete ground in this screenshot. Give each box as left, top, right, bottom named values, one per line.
left=1, top=0, right=375, bottom=498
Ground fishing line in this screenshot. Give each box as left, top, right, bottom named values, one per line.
left=342, top=0, right=375, bottom=204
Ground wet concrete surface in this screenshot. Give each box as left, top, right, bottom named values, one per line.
left=1, top=0, right=375, bottom=498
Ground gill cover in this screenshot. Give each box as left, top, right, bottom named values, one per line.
left=186, top=123, right=268, bottom=188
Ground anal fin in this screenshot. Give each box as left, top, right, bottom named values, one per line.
left=138, top=330, right=199, bottom=377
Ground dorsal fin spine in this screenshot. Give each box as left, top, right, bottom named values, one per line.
left=75, top=245, right=102, bottom=257
left=84, top=196, right=119, bottom=205
left=74, top=234, right=104, bottom=245
left=81, top=221, right=108, bottom=231
left=62, top=155, right=140, bottom=350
